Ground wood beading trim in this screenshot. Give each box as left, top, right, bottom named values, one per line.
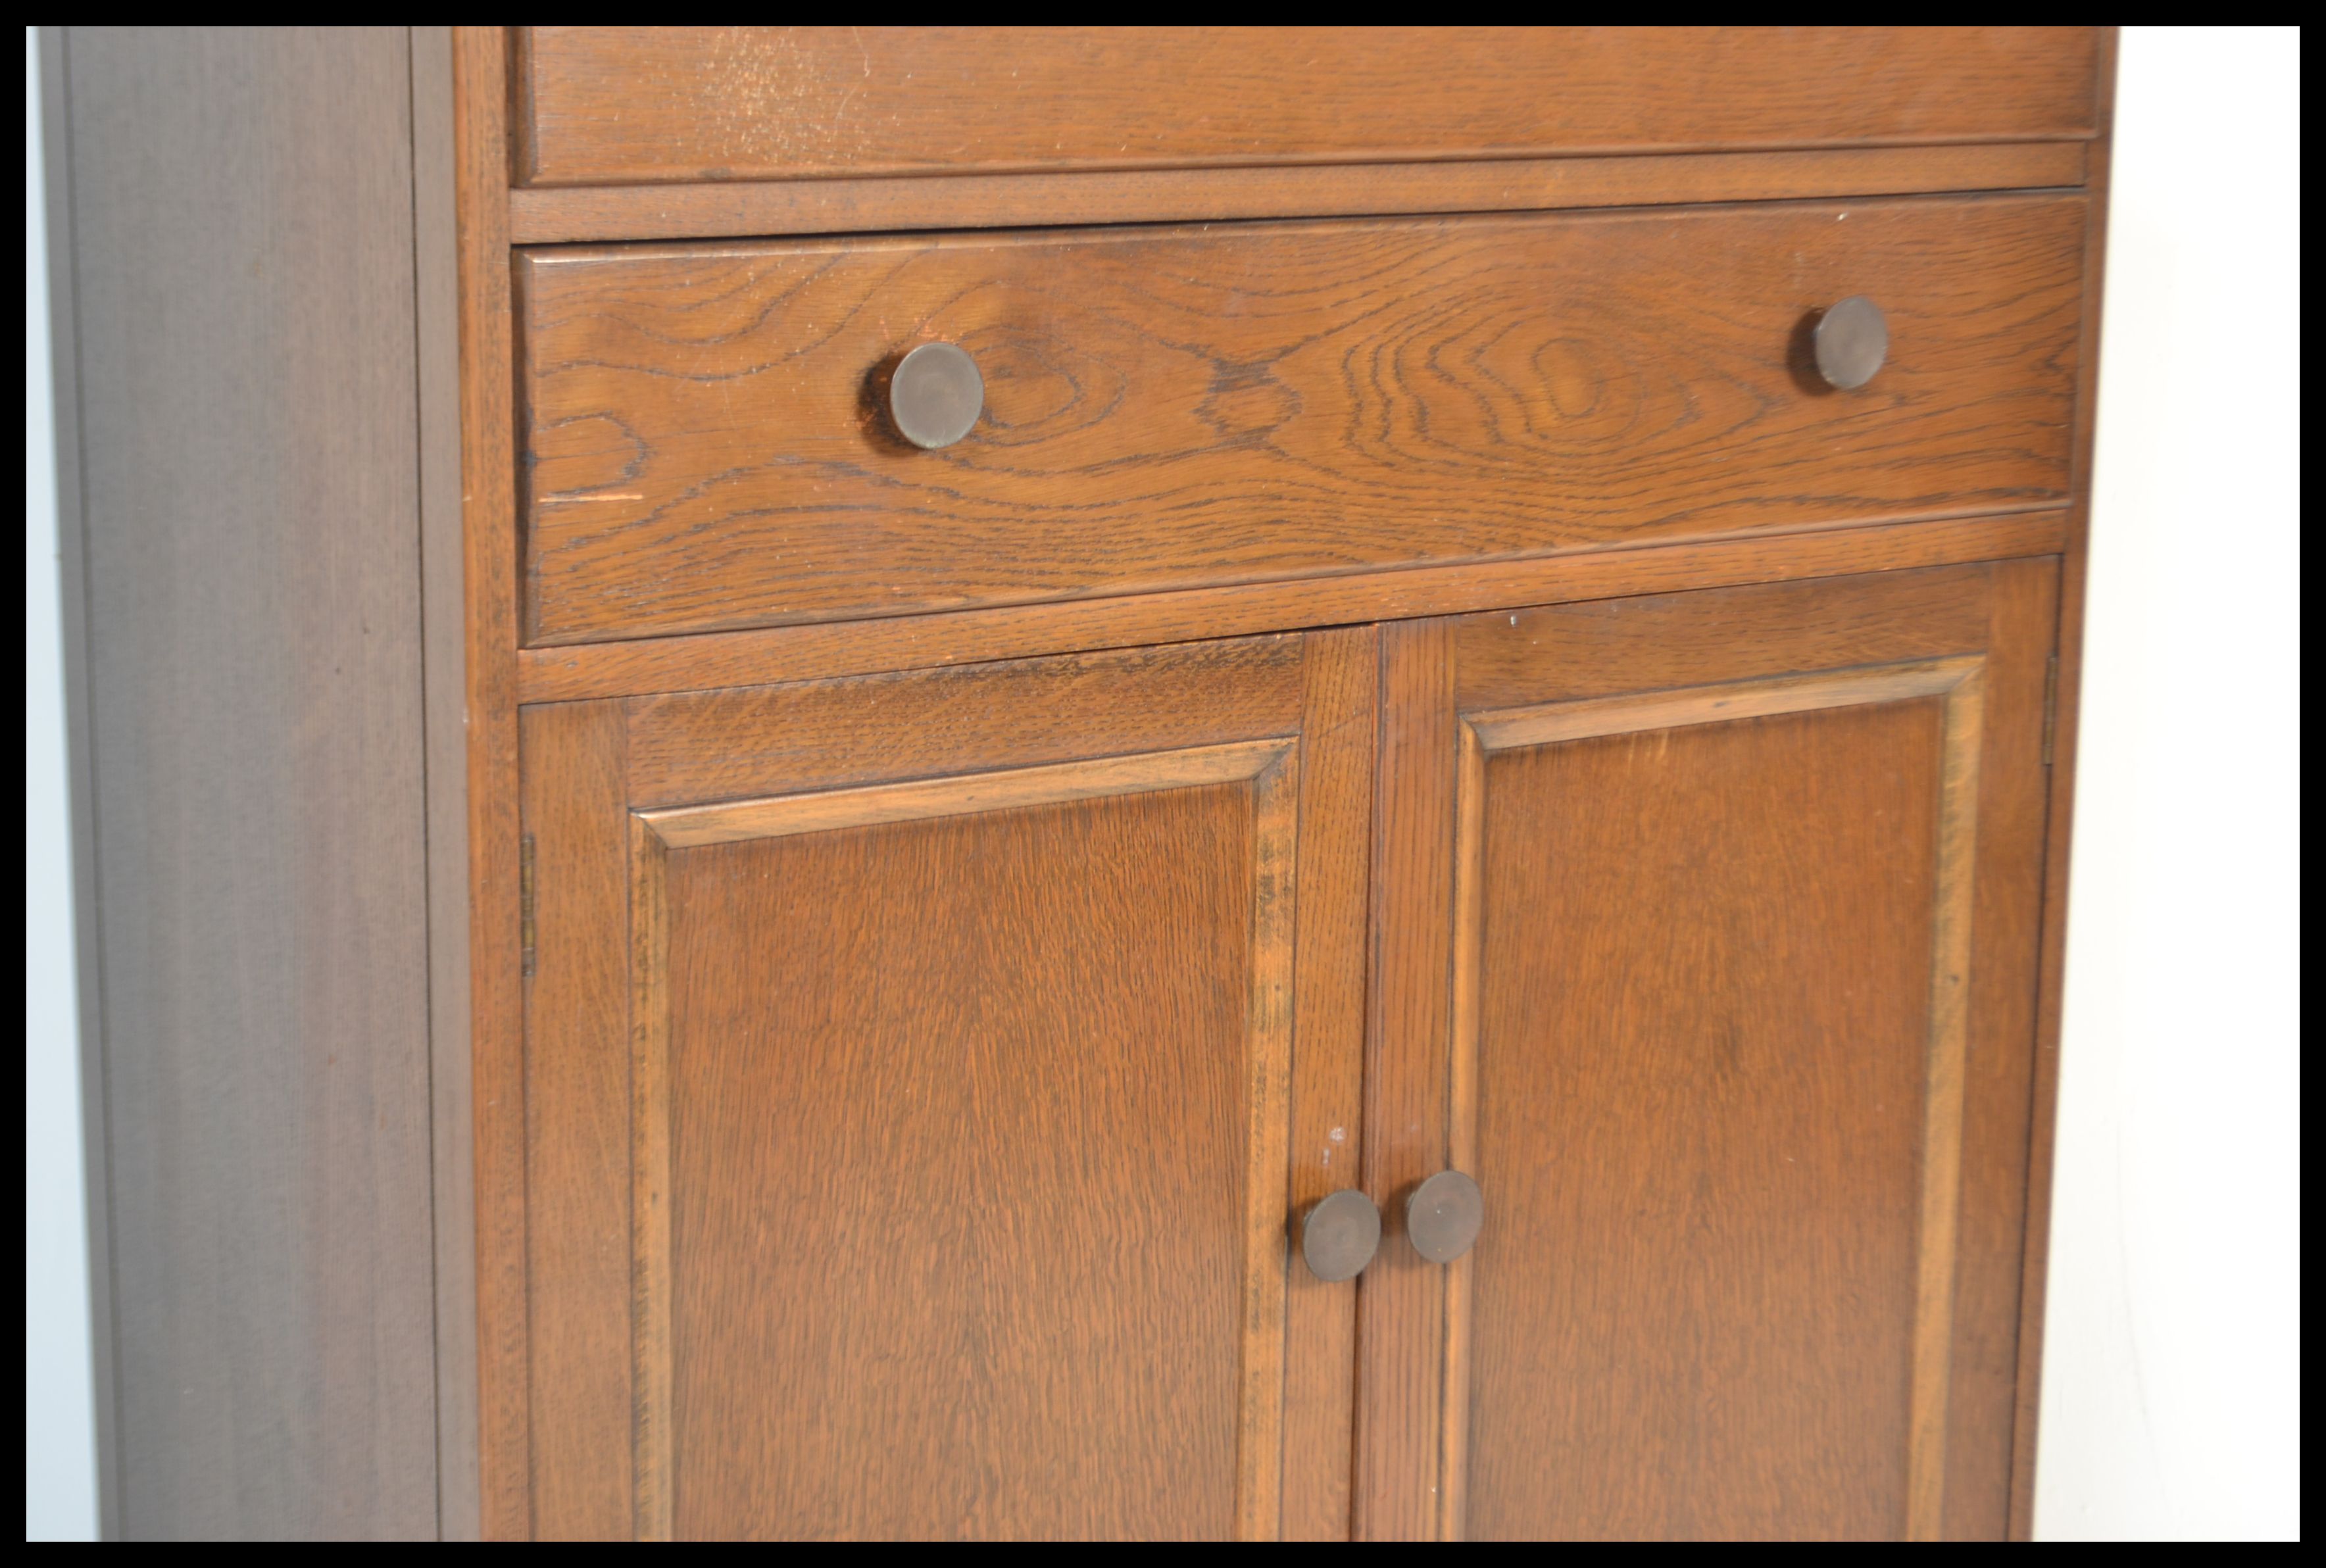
left=626, top=817, right=674, bottom=1542
left=508, top=142, right=2087, bottom=246
left=1439, top=720, right=1488, bottom=1540
left=1463, top=658, right=1983, bottom=750
left=639, top=739, right=1293, bottom=847
left=1906, top=666, right=1989, bottom=1540
left=1235, top=750, right=1300, bottom=1540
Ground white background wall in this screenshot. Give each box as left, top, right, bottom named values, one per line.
left=27, top=24, right=102, bottom=1545
left=2031, top=25, right=2302, bottom=1542
left=22, top=25, right=2300, bottom=1542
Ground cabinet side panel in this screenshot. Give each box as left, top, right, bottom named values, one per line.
left=409, top=22, right=479, bottom=1543
left=57, top=26, right=438, bottom=1540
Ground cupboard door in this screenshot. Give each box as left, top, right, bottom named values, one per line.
left=1360, top=562, right=2058, bottom=1541
left=514, top=631, right=1373, bottom=1540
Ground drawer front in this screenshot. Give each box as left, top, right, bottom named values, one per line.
left=514, top=26, right=2099, bottom=187
left=518, top=195, right=2083, bottom=646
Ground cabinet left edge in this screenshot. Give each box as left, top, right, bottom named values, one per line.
left=413, top=22, right=482, bottom=1544
left=37, top=23, right=123, bottom=1544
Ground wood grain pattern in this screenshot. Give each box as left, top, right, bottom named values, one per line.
left=1233, top=753, right=1300, bottom=1540
left=1414, top=563, right=2056, bottom=1539
left=1906, top=666, right=1988, bottom=1541
left=641, top=739, right=1293, bottom=847
left=658, top=758, right=1293, bottom=1536
left=627, top=815, right=673, bottom=1542
left=523, top=507, right=2056, bottom=702
left=1354, top=620, right=1457, bottom=1540
left=1466, top=696, right=1946, bottom=1540
left=453, top=23, right=532, bottom=1541
left=517, top=704, right=633, bottom=1540
left=1934, top=566, right=2066, bottom=1540
left=1454, top=564, right=1995, bottom=712
left=44, top=22, right=2114, bottom=1544
left=516, top=510, right=2069, bottom=705
left=505, top=141, right=2089, bottom=246
left=1441, top=721, right=1485, bottom=1540
left=624, top=637, right=1302, bottom=810
left=518, top=636, right=1367, bottom=1537
left=1453, top=659, right=1984, bottom=1540
left=1280, top=628, right=1377, bottom=1541
left=514, top=27, right=2098, bottom=187
left=1466, top=658, right=1981, bottom=749
left=653, top=779, right=1277, bottom=1538
left=1448, top=656, right=1992, bottom=1536
left=516, top=196, right=2084, bottom=645
left=50, top=26, right=439, bottom=1540
left=2011, top=28, right=2119, bottom=1541
left=1972, top=569, right=2069, bottom=1544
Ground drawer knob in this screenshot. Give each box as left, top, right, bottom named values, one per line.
left=1813, top=295, right=1890, bottom=391
left=888, top=341, right=985, bottom=450
left=1300, top=1188, right=1383, bottom=1282
left=1406, top=1169, right=1484, bottom=1264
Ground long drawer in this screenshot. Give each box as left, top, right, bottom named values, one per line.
left=513, top=26, right=2100, bottom=187
left=517, top=194, right=2083, bottom=645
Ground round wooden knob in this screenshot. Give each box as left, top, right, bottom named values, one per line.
left=1813, top=295, right=1889, bottom=391
left=1406, top=1170, right=1483, bottom=1264
left=888, top=341, right=985, bottom=449
left=1300, top=1188, right=1382, bottom=1282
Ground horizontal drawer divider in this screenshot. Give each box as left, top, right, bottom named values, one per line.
left=508, top=141, right=2088, bottom=247
left=516, top=508, right=2067, bottom=704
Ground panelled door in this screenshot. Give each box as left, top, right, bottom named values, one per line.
left=1359, top=561, right=2059, bottom=1542
left=518, top=562, right=2058, bottom=1540
left=518, top=629, right=1376, bottom=1540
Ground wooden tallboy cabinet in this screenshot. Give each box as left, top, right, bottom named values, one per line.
left=44, top=26, right=2115, bottom=1541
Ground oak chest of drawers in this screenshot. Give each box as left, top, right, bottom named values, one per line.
left=45, top=26, right=2114, bottom=1540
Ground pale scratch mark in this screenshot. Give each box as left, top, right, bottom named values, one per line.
left=829, top=26, right=873, bottom=146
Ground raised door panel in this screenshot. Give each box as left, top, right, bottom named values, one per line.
left=512, top=632, right=1375, bottom=1540
left=1360, top=562, right=2057, bottom=1540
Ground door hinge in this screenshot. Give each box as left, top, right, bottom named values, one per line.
left=520, top=833, right=537, bottom=978
left=2041, top=655, right=2060, bottom=768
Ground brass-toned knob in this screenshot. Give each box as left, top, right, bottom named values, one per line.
left=1300, top=1188, right=1382, bottom=1282
left=1406, top=1170, right=1483, bottom=1264
left=888, top=341, right=984, bottom=449
left=1813, top=295, right=1889, bottom=391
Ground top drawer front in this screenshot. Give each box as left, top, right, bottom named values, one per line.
left=518, top=195, right=2083, bottom=647
left=516, top=26, right=2099, bottom=187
